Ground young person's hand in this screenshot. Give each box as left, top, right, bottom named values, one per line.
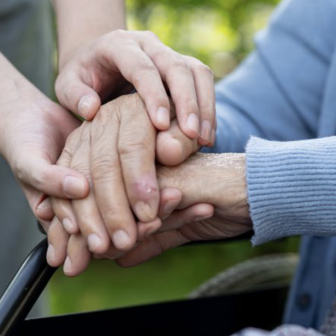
left=55, top=30, right=216, bottom=146
left=0, top=53, right=89, bottom=226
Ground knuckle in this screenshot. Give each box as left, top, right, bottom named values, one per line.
left=130, top=64, right=157, bottom=86
left=172, top=55, right=189, bottom=71
left=91, top=155, right=119, bottom=180
left=195, top=63, right=214, bottom=77
left=131, top=178, right=158, bottom=201
left=178, top=97, right=199, bottom=115
left=111, top=29, right=127, bottom=39
left=144, top=30, right=158, bottom=40
left=118, top=135, right=153, bottom=159
left=148, top=45, right=171, bottom=63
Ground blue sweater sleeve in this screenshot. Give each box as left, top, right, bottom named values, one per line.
left=201, top=0, right=336, bottom=244
left=202, top=0, right=336, bottom=155
left=246, top=136, right=336, bottom=245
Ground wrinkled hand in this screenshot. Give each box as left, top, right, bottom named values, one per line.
left=55, top=30, right=216, bottom=145
left=0, top=59, right=89, bottom=225
left=46, top=93, right=209, bottom=276
left=116, top=153, right=252, bottom=267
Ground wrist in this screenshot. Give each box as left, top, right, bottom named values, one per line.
left=0, top=54, right=36, bottom=155
left=204, top=153, right=250, bottom=221
left=54, top=0, right=126, bottom=71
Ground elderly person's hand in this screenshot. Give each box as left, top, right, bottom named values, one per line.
left=55, top=30, right=216, bottom=146
left=0, top=53, right=89, bottom=226
left=116, top=153, right=252, bottom=267
left=46, top=93, right=211, bottom=275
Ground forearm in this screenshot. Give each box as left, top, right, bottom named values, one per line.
left=0, top=53, right=37, bottom=153
left=52, top=0, right=126, bottom=69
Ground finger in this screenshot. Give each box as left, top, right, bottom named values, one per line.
left=39, top=219, right=51, bottom=234
left=49, top=134, right=79, bottom=235
left=55, top=72, right=101, bottom=121
left=47, top=217, right=69, bottom=267
left=158, top=188, right=182, bottom=220
left=118, top=95, right=159, bottom=222
left=184, top=56, right=216, bottom=146
left=140, top=35, right=200, bottom=139
left=90, top=106, right=137, bottom=251
left=208, top=128, right=216, bottom=147
left=117, top=230, right=189, bottom=268
left=64, top=234, right=91, bottom=277
left=156, top=119, right=199, bottom=166
left=136, top=188, right=182, bottom=240
left=69, top=125, right=111, bottom=254
left=51, top=197, right=78, bottom=234
left=100, top=33, right=171, bottom=130
left=93, top=241, right=136, bottom=261
left=154, top=204, right=214, bottom=233
left=137, top=204, right=213, bottom=239
left=72, top=191, right=111, bottom=254
left=17, top=156, right=89, bottom=200
left=137, top=218, right=162, bottom=241
left=35, top=197, right=54, bottom=222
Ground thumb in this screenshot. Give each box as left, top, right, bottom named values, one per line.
left=17, top=156, right=89, bottom=199
left=156, top=119, right=199, bottom=166
left=55, top=74, right=101, bottom=120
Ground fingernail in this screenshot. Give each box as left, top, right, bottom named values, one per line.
left=62, top=218, right=74, bottom=232
left=187, top=113, right=200, bottom=134
left=200, top=120, right=212, bottom=143
left=157, top=107, right=170, bottom=128
left=194, top=215, right=212, bottom=222
left=64, top=256, right=72, bottom=274
left=112, top=230, right=131, bottom=250
left=88, top=234, right=103, bottom=252
left=78, top=95, right=94, bottom=119
left=135, top=201, right=155, bottom=221
left=37, top=198, right=50, bottom=211
left=47, top=244, right=55, bottom=262
left=163, top=200, right=179, bottom=215
left=63, top=175, right=86, bottom=198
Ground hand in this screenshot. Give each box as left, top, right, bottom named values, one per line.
left=55, top=30, right=216, bottom=145
left=116, top=153, right=252, bottom=267
left=47, top=94, right=210, bottom=276
left=0, top=54, right=89, bottom=224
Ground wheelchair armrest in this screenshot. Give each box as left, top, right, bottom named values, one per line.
left=0, top=238, right=56, bottom=336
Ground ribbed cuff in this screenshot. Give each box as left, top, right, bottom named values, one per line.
left=246, top=136, right=336, bottom=245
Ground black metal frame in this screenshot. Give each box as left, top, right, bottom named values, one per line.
left=0, top=238, right=289, bottom=336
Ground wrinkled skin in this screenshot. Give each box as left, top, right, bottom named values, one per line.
left=117, top=152, right=252, bottom=267
left=46, top=95, right=251, bottom=276
left=47, top=94, right=212, bottom=276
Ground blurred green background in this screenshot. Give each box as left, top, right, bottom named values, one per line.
left=49, top=0, right=298, bottom=316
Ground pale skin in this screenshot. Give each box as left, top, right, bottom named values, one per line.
left=46, top=94, right=251, bottom=276
left=53, top=0, right=216, bottom=145
left=0, top=0, right=220, bottom=279
left=50, top=0, right=217, bottom=245
left=0, top=53, right=90, bottom=225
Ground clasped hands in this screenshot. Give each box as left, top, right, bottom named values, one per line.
left=38, top=94, right=251, bottom=276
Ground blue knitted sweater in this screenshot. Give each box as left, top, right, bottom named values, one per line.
left=202, top=0, right=336, bottom=329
